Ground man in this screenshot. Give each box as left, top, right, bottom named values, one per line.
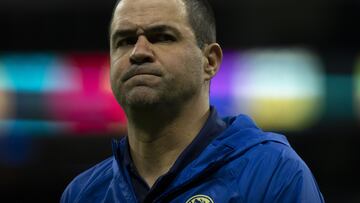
left=61, top=0, right=324, bottom=202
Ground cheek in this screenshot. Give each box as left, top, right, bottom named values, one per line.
left=110, top=57, right=127, bottom=88
left=164, top=55, right=203, bottom=90
left=163, top=46, right=202, bottom=71
left=180, top=50, right=204, bottom=76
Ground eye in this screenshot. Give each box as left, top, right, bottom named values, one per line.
left=116, top=36, right=137, bottom=47
left=148, top=33, right=176, bottom=44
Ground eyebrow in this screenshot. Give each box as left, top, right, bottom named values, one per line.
left=111, top=24, right=181, bottom=41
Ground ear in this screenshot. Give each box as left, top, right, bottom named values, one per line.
left=203, top=43, right=223, bottom=81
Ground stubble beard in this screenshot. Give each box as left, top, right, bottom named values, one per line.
left=113, top=76, right=202, bottom=115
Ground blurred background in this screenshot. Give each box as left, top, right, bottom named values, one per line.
left=0, top=0, right=359, bottom=202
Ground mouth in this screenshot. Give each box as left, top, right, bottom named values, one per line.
left=121, top=66, right=163, bottom=82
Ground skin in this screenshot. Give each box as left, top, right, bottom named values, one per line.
left=110, top=0, right=222, bottom=187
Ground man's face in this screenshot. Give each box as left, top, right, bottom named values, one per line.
left=110, top=0, right=206, bottom=110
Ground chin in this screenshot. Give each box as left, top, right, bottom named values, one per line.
left=128, top=98, right=159, bottom=107
left=124, top=90, right=162, bottom=108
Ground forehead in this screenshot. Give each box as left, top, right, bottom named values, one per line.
left=112, top=0, right=189, bottom=31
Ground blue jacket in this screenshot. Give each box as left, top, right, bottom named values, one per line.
left=61, top=115, right=324, bottom=203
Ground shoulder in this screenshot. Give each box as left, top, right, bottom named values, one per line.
left=236, top=135, right=324, bottom=202
left=60, top=157, right=114, bottom=203
left=218, top=114, right=324, bottom=202
left=247, top=133, right=302, bottom=167
left=222, top=114, right=310, bottom=172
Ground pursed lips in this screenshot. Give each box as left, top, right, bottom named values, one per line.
left=121, top=66, right=163, bottom=82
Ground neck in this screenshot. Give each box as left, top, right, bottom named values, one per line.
left=125, top=97, right=210, bottom=187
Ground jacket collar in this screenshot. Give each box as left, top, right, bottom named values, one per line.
left=111, top=113, right=290, bottom=201
left=155, top=114, right=290, bottom=201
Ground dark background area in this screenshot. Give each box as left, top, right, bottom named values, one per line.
left=1, top=0, right=360, bottom=202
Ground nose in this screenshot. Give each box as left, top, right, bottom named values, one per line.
left=130, top=35, right=155, bottom=65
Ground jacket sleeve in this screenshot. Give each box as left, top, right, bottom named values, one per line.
left=60, top=176, right=85, bottom=203
left=263, top=146, right=325, bottom=203
left=59, top=163, right=101, bottom=203
left=59, top=157, right=115, bottom=203
left=60, top=185, right=72, bottom=203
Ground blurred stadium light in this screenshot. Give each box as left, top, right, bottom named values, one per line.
left=211, top=48, right=325, bottom=131
left=0, top=49, right=328, bottom=136
left=1, top=0, right=360, bottom=202
left=355, top=57, right=360, bottom=120
left=0, top=53, right=127, bottom=136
